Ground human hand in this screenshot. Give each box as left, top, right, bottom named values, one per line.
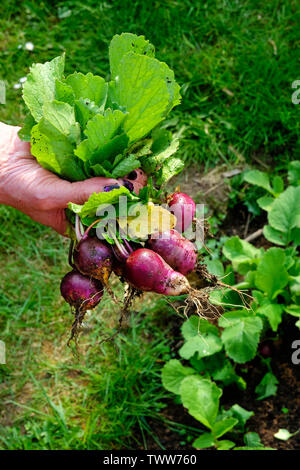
left=0, top=123, right=147, bottom=236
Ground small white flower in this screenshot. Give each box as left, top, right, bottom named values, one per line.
left=25, top=42, right=34, bottom=51
left=17, top=44, right=22, bottom=49
left=13, top=83, right=21, bottom=89
left=19, top=77, right=27, bottom=83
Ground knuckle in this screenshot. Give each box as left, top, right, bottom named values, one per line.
left=33, top=193, right=54, bottom=211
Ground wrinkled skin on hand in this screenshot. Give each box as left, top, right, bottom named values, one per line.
left=0, top=123, right=147, bottom=236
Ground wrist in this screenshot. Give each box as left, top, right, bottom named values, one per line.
left=0, top=153, right=13, bottom=207
left=0, top=123, right=21, bottom=207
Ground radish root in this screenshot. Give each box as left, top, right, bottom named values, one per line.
left=98, top=284, right=141, bottom=346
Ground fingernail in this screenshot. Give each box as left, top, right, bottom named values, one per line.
left=103, top=184, right=120, bottom=192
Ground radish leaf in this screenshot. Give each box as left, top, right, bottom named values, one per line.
left=23, top=54, right=65, bottom=122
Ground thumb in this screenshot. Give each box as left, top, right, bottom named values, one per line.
left=63, top=177, right=121, bottom=206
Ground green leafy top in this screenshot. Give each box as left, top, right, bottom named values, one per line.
left=242, top=166, right=300, bottom=247
left=19, top=33, right=182, bottom=186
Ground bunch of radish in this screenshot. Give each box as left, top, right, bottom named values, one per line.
left=59, top=189, right=218, bottom=344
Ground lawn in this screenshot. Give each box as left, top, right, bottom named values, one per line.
left=0, top=0, right=299, bottom=450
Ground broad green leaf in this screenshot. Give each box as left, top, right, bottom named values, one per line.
left=219, top=311, right=263, bottom=363
left=22, top=54, right=65, bottom=121
left=243, top=170, right=273, bottom=194
left=285, top=304, right=300, bottom=317
left=289, top=275, right=300, bottom=297
left=55, top=79, right=75, bottom=105
left=109, top=52, right=180, bottom=142
left=31, top=119, right=86, bottom=181
left=257, top=195, right=275, bottom=212
left=288, top=161, right=300, bottom=187
left=291, top=227, right=300, bottom=245
left=263, top=225, right=288, bottom=246
left=65, top=72, right=108, bottom=109
left=235, top=445, right=274, bottom=450
left=109, top=32, right=155, bottom=79
left=111, top=154, right=140, bottom=178
left=268, top=186, right=300, bottom=241
left=209, top=287, right=245, bottom=309
left=210, top=358, right=245, bottom=389
left=74, top=98, right=102, bottom=129
left=205, top=259, right=225, bottom=277
left=272, top=175, right=284, bottom=195
left=161, top=359, right=195, bottom=395
left=18, top=113, right=36, bottom=141
left=255, top=247, right=289, bottom=299
left=244, top=432, right=264, bottom=448
left=75, top=110, right=126, bottom=161
left=179, top=332, right=222, bottom=360
left=181, top=316, right=219, bottom=340
left=91, top=134, right=130, bottom=169
left=90, top=163, right=112, bottom=178
left=236, top=432, right=266, bottom=449
left=42, top=100, right=80, bottom=143
left=284, top=246, right=297, bottom=269
left=141, top=130, right=179, bottom=174
left=154, top=135, right=180, bottom=164
left=212, top=418, right=238, bottom=438
left=216, top=440, right=235, bottom=450
left=68, top=202, right=83, bottom=214
left=74, top=186, right=134, bottom=218
left=180, top=375, right=222, bottom=429
left=156, top=156, right=184, bottom=186
left=257, top=302, right=283, bottom=332
left=223, top=236, right=261, bottom=274
left=274, top=429, right=294, bottom=441
left=228, top=404, right=254, bottom=429
left=255, top=372, right=278, bottom=400
left=151, top=128, right=173, bottom=154
left=192, top=433, right=214, bottom=449
left=189, top=356, right=207, bottom=374
left=129, top=138, right=153, bottom=158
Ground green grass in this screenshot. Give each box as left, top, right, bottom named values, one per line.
left=0, top=0, right=299, bottom=167
left=0, top=207, right=180, bottom=449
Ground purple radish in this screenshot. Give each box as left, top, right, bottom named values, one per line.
left=73, top=236, right=113, bottom=284
left=124, top=248, right=190, bottom=296
left=147, top=229, right=197, bottom=276
left=60, top=270, right=103, bottom=312
left=167, top=192, right=196, bottom=233
left=60, top=269, right=103, bottom=344
left=112, top=240, right=143, bottom=276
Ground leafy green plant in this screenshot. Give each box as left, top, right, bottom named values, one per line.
left=222, top=239, right=300, bottom=329
left=227, top=161, right=300, bottom=220
left=19, top=33, right=183, bottom=185
left=161, top=168, right=299, bottom=450
left=161, top=316, right=272, bottom=449
left=243, top=163, right=300, bottom=245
